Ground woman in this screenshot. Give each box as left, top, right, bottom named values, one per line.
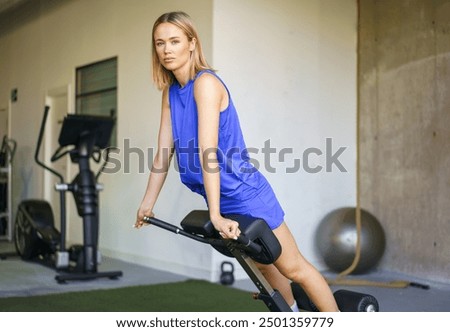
left=135, top=11, right=339, bottom=312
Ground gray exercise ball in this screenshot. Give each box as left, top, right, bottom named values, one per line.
left=315, top=207, right=386, bottom=274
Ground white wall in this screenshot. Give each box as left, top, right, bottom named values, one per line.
left=0, top=0, right=216, bottom=280
left=211, top=0, right=357, bottom=274
left=0, top=0, right=357, bottom=282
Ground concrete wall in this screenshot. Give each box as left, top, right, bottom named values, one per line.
left=0, top=0, right=357, bottom=281
left=359, top=0, right=450, bottom=283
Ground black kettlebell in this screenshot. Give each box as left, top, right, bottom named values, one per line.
left=220, top=261, right=235, bottom=286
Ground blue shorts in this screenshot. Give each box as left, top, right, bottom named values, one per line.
left=219, top=176, right=285, bottom=230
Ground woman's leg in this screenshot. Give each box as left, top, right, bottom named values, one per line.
left=271, top=222, right=339, bottom=312
left=253, top=261, right=296, bottom=307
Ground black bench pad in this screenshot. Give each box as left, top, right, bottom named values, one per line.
left=181, top=210, right=282, bottom=264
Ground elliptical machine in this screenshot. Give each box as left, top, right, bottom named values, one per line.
left=14, top=106, right=122, bottom=283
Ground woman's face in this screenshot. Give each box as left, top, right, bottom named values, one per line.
left=154, top=22, right=195, bottom=74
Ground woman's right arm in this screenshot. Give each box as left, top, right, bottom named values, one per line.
left=135, top=88, right=174, bottom=228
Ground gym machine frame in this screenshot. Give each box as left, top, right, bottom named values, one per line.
left=0, top=135, right=17, bottom=241
left=143, top=210, right=379, bottom=312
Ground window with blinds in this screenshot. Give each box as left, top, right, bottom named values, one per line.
left=76, top=57, right=117, bottom=146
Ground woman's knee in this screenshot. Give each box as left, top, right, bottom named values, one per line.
left=275, top=254, right=314, bottom=284
left=277, top=263, right=302, bottom=282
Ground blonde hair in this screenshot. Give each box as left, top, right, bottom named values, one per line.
left=152, top=11, right=213, bottom=90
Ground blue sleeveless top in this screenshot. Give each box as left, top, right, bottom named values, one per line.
left=169, top=70, right=284, bottom=230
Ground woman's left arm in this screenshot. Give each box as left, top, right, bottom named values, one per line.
left=194, top=73, right=240, bottom=240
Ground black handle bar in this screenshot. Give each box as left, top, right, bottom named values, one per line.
left=142, top=216, right=263, bottom=255
left=35, top=106, right=65, bottom=183
left=236, top=234, right=262, bottom=254
left=95, top=147, right=116, bottom=181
